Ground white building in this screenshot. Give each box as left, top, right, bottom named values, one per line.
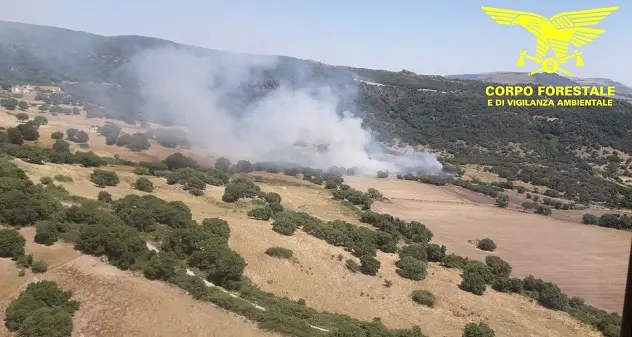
left=11, top=85, right=34, bottom=94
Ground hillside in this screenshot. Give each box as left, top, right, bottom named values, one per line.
left=3, top=20, right=632, bottom=212
left=446, top=72, right=632, bottom=99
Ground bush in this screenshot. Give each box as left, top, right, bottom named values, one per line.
left=188, top=188, right=204, bottom=196
left=485, top=256, right=512, bottom=279
left=582, top=213, right=599, bottom=225
left=345, top=259, right=360, bottom=273
left=51, top=131, right=64, bottom=139
left=477, top=238, right=497, bottom=252
left=460, top=271, right=487, bottom=295
left=359, top=255, right=380, bottom=275
left=90, top=169, right=119, bottom=187
left=248, top=207, right=272, bottom=220
left=39, top=176, right=53, bottom=185
left=265, top=247, right=293, bottom=259
left=53, top=174, right=73, bottom=182
left=495, top=194, right=509, bottom=208
left=134, top=177, right=154, bottom=192
left=264, top=192, right=282, bottom=204
left=133, top=166, right=150, bottom=175
left=376, top=170, right=389, bottom=178
left=97, top=191, right=112, bottom=202
left=33, top=115, right=48, bottom=125
left=201, top=218, right=231, bottom=239
left=395, top=256, right=428, bottom=280
left=462, top=322, right=495, bottom=337
left=0, top=229, right=26, bottom=259
left=272, top=219, right=296, bottom=236
left=4, top=280, right=79, bottom=334
left=411, top=290, right=435, bottom=307
left=31, top=260, right=48, bottom=273
left=34, top=222, right=59, bottom=246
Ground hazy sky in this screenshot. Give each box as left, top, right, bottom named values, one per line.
left=1, top=0, right=630, bottom=85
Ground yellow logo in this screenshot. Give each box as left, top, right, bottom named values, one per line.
left=481, top=6, right=619, bottom=76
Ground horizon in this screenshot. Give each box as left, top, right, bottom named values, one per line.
left=0, top=0, right=630, bottom=86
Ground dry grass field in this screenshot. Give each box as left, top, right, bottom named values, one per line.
left=345, top=176, right=631, bottom=314
left=0, top=160, right=605, bottom=337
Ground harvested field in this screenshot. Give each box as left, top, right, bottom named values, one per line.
left=346, top=176, right=631, bottom=314
left=5, top=161, right=605, bottom=337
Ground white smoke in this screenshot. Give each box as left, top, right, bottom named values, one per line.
left=130, top=47, right=443, bottom=174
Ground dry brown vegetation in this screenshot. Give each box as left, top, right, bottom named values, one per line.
left=0, top=159, right=605, bottom=337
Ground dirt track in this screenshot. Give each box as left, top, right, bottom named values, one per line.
left=345, top=176, right=631, bottom=314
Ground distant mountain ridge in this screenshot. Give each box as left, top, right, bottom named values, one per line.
left=446, top=72, right=632, bottom=98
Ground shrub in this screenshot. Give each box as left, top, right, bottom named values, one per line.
left=395, top=256, right=428, bottom=280
left=376, top=170, right=389, bottom=178
left=345, top=259, right=360, bottom=273
left=582, top=213, right=599, bottom=225
left=4, top=280, right=79, bottom=333
left=34, top=222, right=59, bottom=246
left=485, top=256, right=512, bottom=279
left=495, top=193, right=509, bottom=208
left=39, top=176, right=53, bottom=185
left=359, top=255, right=380, bottom=276
left=426, top=244, right=447, bottom=262
left=188, top=188, right=204, bottom=196
left=51, top=131, right=64, bottom=139
left=134, top=177, right=154, bottom=192
left=264, top=192, right=282, bottom=204
left=33, top=115, right=48, bottom=125
left=97, top=191, right=112, bottom=202
left=90, top=169, right=119, bottom=187
left=411, top=290, right=435, bottom=307
left=31, top=260, right=48, bottom=273
left=272, top=219, right=296, bottom=236
left=266, top=201, right=284, bottom=214
left=53, top=174, right=73, bottom=182
left=0, top=229, right=26, bottom=259
left=265, top=247, right=293, bottom=259
left=133, top=166, right=150, bottom=175
left=201, top=218, right=231, bottom=239
left=477, top=238, right=497, bottom=252
left=248, top=207, right=271, bottom=220
left=460, top=271, right=487, bottom=295
left=462, top=322, right=495, bottom=337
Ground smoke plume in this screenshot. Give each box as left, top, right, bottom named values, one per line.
left=130, top=47, right=443, bottom=175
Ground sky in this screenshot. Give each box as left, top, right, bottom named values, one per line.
left=1, top=0, right=630, bottom=85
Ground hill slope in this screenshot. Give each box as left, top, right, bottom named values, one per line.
left=2, top=20, right=632, bottom=210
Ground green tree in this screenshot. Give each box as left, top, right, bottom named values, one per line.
left=52, top=139, right=70, bottom=152
left=2, top=97, right=19, bottom=110
left=15, top=307, right=73, bottom=337
left=7, top=128, right=24, bottom=145
left=206, top=249, right=246, bottom=289
left=0, top=229, right=26, bottom=259
left=34, top=222, right=59, bottom=246
left=247, top=207, right=271, bottom=220
left=264, top=192, right=282, bottom=204
left=485, top=256, right=512, bottom=279
left=163, top=152, right=198, bottom=170
left=4, top=280, right=79, bottom=333
left=460, top=271, right=487, bottom=295
left=90, top=169, right=120, bottom=187
left=18, top=101, right=29, bottom=111
left=33, top=116, right=48, bottom=125
left=50, top=131, right=64, bottom=140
